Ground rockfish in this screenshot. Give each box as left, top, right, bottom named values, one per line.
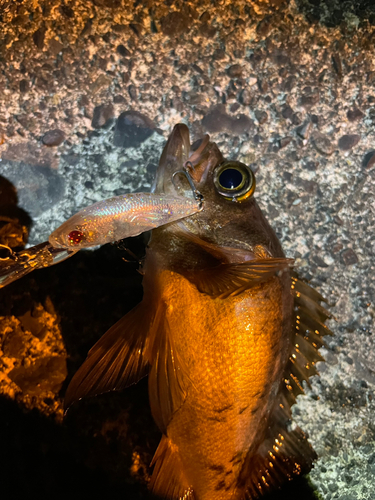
left=65, top=124, right=331, bottom=499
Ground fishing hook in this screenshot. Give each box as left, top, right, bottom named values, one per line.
left=172, top=163, right=204, bottom=210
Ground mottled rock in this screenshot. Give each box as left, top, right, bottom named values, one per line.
left=338, top=134, right=361, bottom=151
left=33, top=26, right=46, bottom=49
left=341, top=248, right=359, bottom=266
left=90, top=74, right=112, bottom=94
left=128, top=84, right=138, bottom=101
left=363, top=150, right=375, bottom=170
left=91, top=104, right=115, bottom=129
left=19, top=79, right=30, bottom=93
left=160, top=11, right=190, bottom=37
left=300, top=89, right=320, bottom=109
left=113, top=110, right=155, bottom=148
left=202, top=105, right=231, bottom=133
left=281, top=105, right=293, bottom=120
left=116, top=44, right=130, bottom=57
left=254, top=110, right=268, bottom=124
left=292, top=112, right=302, bottom=125
left=312, top=132, right=334, bottom=156
left=42, top=129, right=65, bottom=146
left=227, top=64, right=243, bottom=78
left=332, top=53, right=343, bottom=77
left=347, top=108, right=364, bottom=122
left=8, top=356, right=67, bottom=396
left=202, top=105, right=253, bottom=135
left=296, top=119, right=312, bottom=140
left=239, top=88, right=252, bottom=105
left=279, top=136, right=293, bottom=149
left=113, top=94, right=126, bottom=104
left=0, top=161, right=65, bottom=217
left=256, top=16, right=272, bottom=37
left=231, top=114, right=255, bottom=135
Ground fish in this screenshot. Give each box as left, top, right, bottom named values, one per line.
left=64, top=123, right=332, bottom=499
left=0, top=192, right=201, bottom=287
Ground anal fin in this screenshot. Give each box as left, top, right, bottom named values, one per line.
left=150, top=435, right=194, bottom=500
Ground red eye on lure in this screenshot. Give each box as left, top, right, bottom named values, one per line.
left=68, top=230, right=84, bottom=245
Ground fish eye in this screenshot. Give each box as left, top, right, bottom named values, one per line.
left=68, top=230, right=85, bottom=245
left=213, top=161, right=256, bottom=201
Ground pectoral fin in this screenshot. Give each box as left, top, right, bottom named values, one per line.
left=186, top=258, right=293, bottom=299
left=147, top=303, right=189, bottom=433
left=64, top=302, right=151, bottom=410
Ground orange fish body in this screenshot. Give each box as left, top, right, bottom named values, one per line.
left=65, top=124, right=331, bottom=499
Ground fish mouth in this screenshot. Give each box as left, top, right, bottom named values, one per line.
left=154, top=124, right=223, bottom=197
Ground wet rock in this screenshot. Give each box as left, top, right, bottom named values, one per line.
left=113, top=94, right=126, bottom=104
left=332, top=53, right=343, bottom=77
left=312, top=132, right=334, bottom=156
left=0, top=161, right=65, bottom=217
left=128, top=85, right=138, bottom=101
left=42, top=129, right=66, bottom=146
left=256, top=16, right=272, bottom=37
left=281, top=75, right=296, bottom=92
left=300, top=89, right=320, bottom=109
left=292, top=112, right=302, bottom=125
left=113, top=110, right=155, bottom=148
left=231, top=114, right=255, bottom=135
left=213, top=48, right=225, bottom=60
left=91, top=104, right=115, bottom=129
left=239, top=88, right=252, bottom=105
left=202, top=105, right=231, bottom=133
left=33, top=26, right=46, bottom=49
left=90, top=74, right=112, bottom=94
left=347, top=108, right=364, bottom=122
left=254, top=110, right=268, bottom=124
left=202, top=105, right=254, bottom=135
left=160, top=11, right=190, bottom=37
left=363, top=150, right=375, bottom=170
left=281, top=105, right=293, bottom=120
left=279, top=136, right=293, bottom=149
left=8, top=356, right=67, bottom=396
left=2, top=328, right=28, bottom=359
left=19, top=79, right=30, bottom=93
left=296, top=119, right=312, bottom=140
left=338, top=134, right=361, bottom=151
left=116, top=44, right=130, bottom=57
left=227, top=64, right=243, bottom=78
left=230, top=103, right=240, bottom=113
left=341, top=249, right=359, bottom=266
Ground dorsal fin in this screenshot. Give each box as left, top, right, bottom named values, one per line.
left=149, top=435, right=195, bottom=500
left=241, top=272, right=332, bottom=497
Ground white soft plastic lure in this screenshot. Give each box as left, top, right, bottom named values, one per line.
left=0, top=192, right=201, bottom=288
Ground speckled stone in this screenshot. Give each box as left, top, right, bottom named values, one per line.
left=41, top=129, right=66, bottom=146
left=91, top=104, right=115, bottom=129
left=312, top=132, right=334, bottom=156
left=347, top=108, right=365, bottom=122
left=113, top=110, right=155, bottom=148
left=341, top=248, right=359, bottom=266
left=338, top=134, right=361, bottom=151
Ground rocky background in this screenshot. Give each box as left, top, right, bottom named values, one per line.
left=0, top=0, right=374, bottom=499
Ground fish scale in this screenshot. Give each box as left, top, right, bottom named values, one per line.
left=154, top=268, right=287, bottom=499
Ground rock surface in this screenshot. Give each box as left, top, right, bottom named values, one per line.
left=0, top=0, right=374, bottom=499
